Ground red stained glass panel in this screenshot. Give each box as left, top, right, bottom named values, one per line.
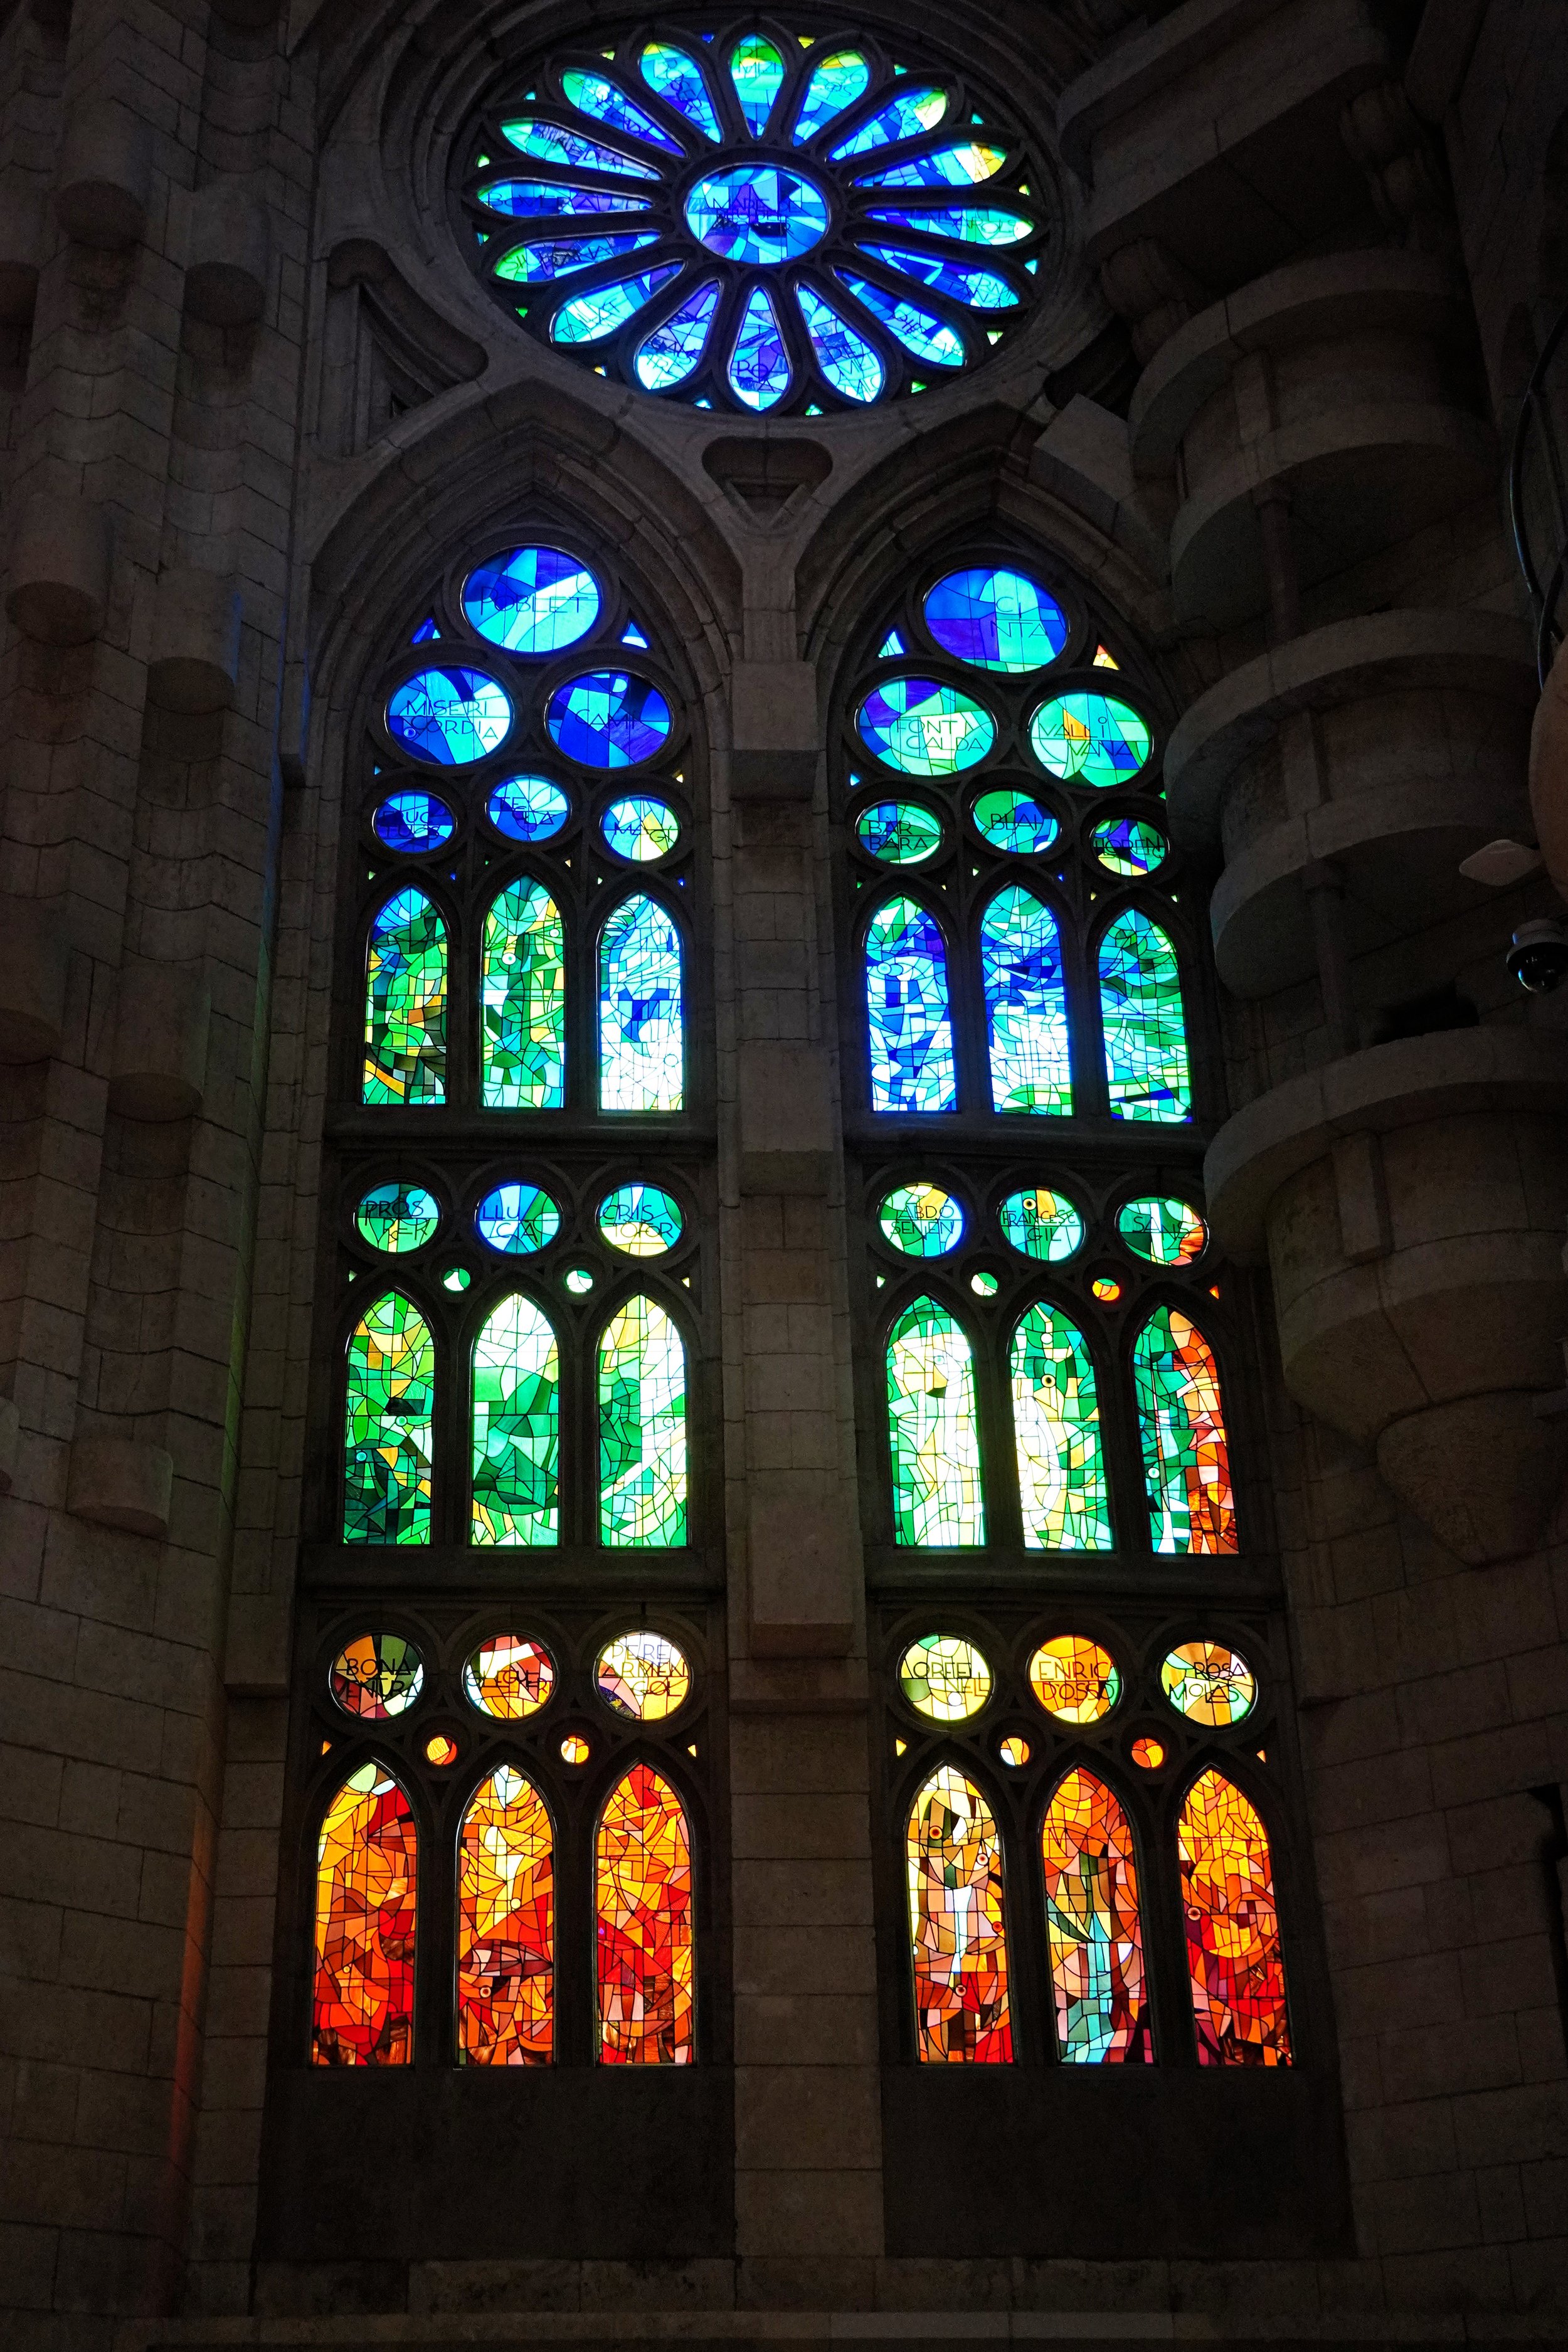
left=906, top=1764, right=1012, bottom=2062
left=1179, top=1767, right=1291, bottom=2067
left=457, top=1766, right=554, bottom=2064
left=595, top=1762, right=694, bottom=2063
left=312, top=1763, right=418, bottom=2065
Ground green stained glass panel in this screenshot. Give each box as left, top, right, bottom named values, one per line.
left=998, top=1189, right=1083, bottom=1262
left=887, top=1296, right=985, bottom=1545
left=364, top=888, right=447, bottom=1107
left=599, top=1294, right=687, bottom=1545
left=472, top=1295, right=559, bottom=1545
left=1030, top=693, right=1151, bottom=789
left=1010, top=1303, right=1111, bottom=1550
left=599, top=894, right=684, bottom=1110
left=1098, top=910, right=1190, bottom=1123
left=1132, top=1306, right=1236, bottom=1555
left=1118, top=1195, right=1207, bottom=1265
left=598, top=1183, right=683, bottom=1256
left=972, top=788, right=1058, bottom=856
left=856, top=677, right=994, bottom=775
left=356, top=1183, right=440, bottom=1254
left=344, top=1291, right=435, bottom=1545
left=481, top=880, right=564, bottom=1110
left=878, top=1182, right=963, bottom=1257
left=981, top=886, right=1071, bottom=1114
left=856, top=800, right=941, bottom=864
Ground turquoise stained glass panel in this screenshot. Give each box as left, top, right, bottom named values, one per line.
left=924, top=568, right=1067, bottom=672
left=480, top=881, right=565, bottom=1110
left=795, top=283, right=884, bottom=402
left=1098, top=911, right=1191, bottom=1123
left=638, top=42, right=721, bottom=140
left=488, top=775, right=570, bottom=842
left=464, top=548, right=600, bottom=655
left=865, top=896, right=955, bottom=1113
left=856, top=800, right=942, bottom=864
left=887, top=1298, right=985, bottom=1545
left=866, top=203, right=1032, bottom=245
left=472, top=1295, right=559, bottom=1545
left=559, top=70, right=683, bottom=155
left=999, top=1189, right=1083, bottom=1262
left=598, top=1183, right=683, bottom=1256
left=793, top=50, right=871, bottom=143
left=857, top=245, right=1019, bottom=309
left=635, top=278, right=720, bottom=389
left=1092, top=817, right=1167, bottom=876
left=356, top=1184, right=441, bottom=1254
left=972, top=788, right=1058, bottom=856
left=477, top=1184, right=561, bottom=1254
left=879, top=1183, right=964, bottom=1257
left=386, top=669, right=511, bottom=765
left=685, top=166, right=829, bottom=262
left=982, top=886, right=1072, bottom=1115
left=500, top=120, right=659, bottom=178
left=857, top=677, right=993, bottom=775
left=728, top=285, right=791, bottom=410
left=1030, top=694, right=1152, bottom=789
left=857, top=142, right=1006, bottom=188
left=599, top=894, right=684, bottom=1111
left=730, top=34, right=785, bottom=136
left=599, top=1295, right=686, bottom=1544
left=551, top=265, right=682, bottom=344
left=1118, top=1196, right=1207, bottom=1266
left=835, top=272, right=964, bottom=366
left=830, top=87, right=946, bottom=159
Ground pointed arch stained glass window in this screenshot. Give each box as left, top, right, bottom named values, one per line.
left=598, top=1294, right=687, bottom=1546
left=312, top=1764, right=418, bottom=2065
left=1132, top=1307, right=1236, bottom=1554
left=1009, top=1304, right=1110, bottom=1550
left=364, top=889, right=447, bottom=1106
left=481, top=879, right=565, bottom=1110
left=1099, top=910, right=1190, bottom=1123
left=887, top=1297, right=984, bottom=1545
left=471, top=1295, right=559, bottom=1545
left=982, top=886, right=1071, bottom=1114
left=457, top=1767, right=554, bottom=2063
left=596, top=1762, right=695, bottom=2062
left=1040, top=1768, right=1150, bottom=2063
left=906, top=1766, right=1011, bottom=2062
left=599, top=895, right=684, bottom=1111
left=1179, top=1770, right=1291, bottom=2066
left=344, top=1291, right=435, bottom=1545
left=866, top=896, right=955, bottom=1112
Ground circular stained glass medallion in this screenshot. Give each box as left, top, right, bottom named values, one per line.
left=601, top=795, right=679, bottom=861
left=462, top=546, right=601, bottom=654
left=997, top=1189, right=1083, bottom=1263
left=596, top=1630, right=691, bottom=1720
left=898, top=1633, right=990, bottom=1722
left=877, top=1182, right=963, bottom=1258
left=971, top=787, right=1058, bottom=856
left=1161, top=1641, right=1256, bottom=1726
left=356, top=1182, right=441, bottom=1254
left=856, top=800, right=942, bottom=864
left=1130, top=1735, right=1165, bottom=1770
left=1093, top=816, right=1166, bottom=876
left=463, top=1633, right=555, bottom=1719
left=1118, top=1196, right=1207, bottom=1266
left=462, top=29, right=1042, bottom=413
left=373, top=792, right=455, bottom=854
left=425, top=1732, right=460, bottom=1767
left=924, top=568, right=1068, bottom=672
left=475, top=1183, right=560, bottom=1254
left=1029, top=1636, right=1120, bottom=1724
left=330, top=1633, right=424, bottom=1720
left=999, top=1734, right=1030, bottom=1767
left=856, top=677, right=994, bottom=776
left=387, top=667, right=511, bottom=766
left=546, top=671, right=671, bottom=767
left=487, top=774, right=570, bottom=842
left=597, top=1183, right=683, bottom=1256
left=1029, top=692, right=1151, bottom=790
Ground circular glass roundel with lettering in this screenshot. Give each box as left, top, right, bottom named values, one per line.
left=1161, top=1641, right=1256, bottom=1726
left=330, top=1633, right=424, bottom=1720
left=463, top=546, right=601, bottom=654
left=1118, top=1196, right=1207, bottom=1266
left=464, top=1634, right=555, bottom=1719
left=898, top=1634, right=991, bottom=1722
left=971, top=787, right=1058, bottom=856
left=923, top=568, right=1068, bottom=672
left=356, top=1183, right=441, bottom=1254
left=601, top=795, right=680, bottom=861
left=1028, top=1636, right=1120, bottom=1724
left=857, top=678, right=994, bottom=776
left=1093, top=816, right=1166, bottom=876
left=488, top=775, right=571, bottom=842
left=878, top=1182, right=963, bottom=1258
left=373, top=791, right=454, bottom=853
left=596, top=1630, right=691, bottom=1720
left=1029, top=692, right=1150, bottom=790
left=547, top=671, right=671, bottom=768
left=458, top=27, right=1045, bottom=415
left=597, top=1183, right=684, bottom=1256
left=386, top=667, right=511, bottom=765
left=856, top=800, right=942, bottom=865
left=475, top=1183, right=561, bottom=1254
left=997, top=1189, right=1083, bottom=1263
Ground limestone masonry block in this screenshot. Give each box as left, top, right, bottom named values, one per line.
left=109, top=958, right=211, bottom=1121
left=55, top=98, right=153, bottom=250
left=731, top=662, right=820, bottom=801
left=0, top=894, right=70, bottom=1063
left=748, top=1471, right=856, bottom=1657
left=66, top=1433, right=174, bottom=1539
left=738, top=1042, right=833, bottom=1194
left=0, top=185, right=46, bottom=325
left=6, top=489, right=111, bottom=645
left=0, top=1397, right=18, bottom=1494
left=147, top=566, right=244, bottom=714
left=185, top=177, right=271, bottom=328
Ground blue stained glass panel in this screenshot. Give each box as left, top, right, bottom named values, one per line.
left=857, top=141, right=1006, bottom=188
left=1093, top=817, right=1167, bottom=876
left=685, top=166, right=829, bottom=263
left=835, top=272, right=964, bottom=366
left=638, top=42, right=721, bottom=140
left=499, top=120, right=659, bottom=179
left=559, top=70, right=682, bottom=154
left=879, top=629, right=906, bottom=657
left=857, top=244, right=1019, bottom=309
left=476, top=1184, right=561, bottom=1254
left=857, top=677, right=994, bottom=775
left=795, top=282, right=884, bottom=401
left=551, top=265, right=682, bottom=344
left=1098, top=909, right=1191, bottom=1123
left=464, top=547, right=600, bottom=655
left=856, top=800, right=942, bottom=864
left=602, top=796, right=679, bottom=861
left=635, top=277, right=719, bottom=389
left=487, top=775, right=570, bottom=842
left=495, top=231, right=659, bottom=284
left=728, top=285, right=791, bottom=410
left=793, top=49, right=870, bottom=142
left=386, top=668, right=511, bottom=766
left=865, top=896, right=955, bottom=1113
left=730, top=34, right=785, bottom=136
left=830, top=87, right=946, bottom=158
left=866, top=204, right=1031, bottom=245
left=599, top=894, right=684, bottom=1111
left=972, top=788, right=1059, bottom=855
left=926, top=567, right=1067, bottom=671
left=546, top=672, right=672, bottom=767
left=410, top=616, right=438, bottom=643
left=982, top=886, right=1073, bottom=1114
left=479, top=180, right=652, bottom=221
left=373, top=792, right=454, bottom=854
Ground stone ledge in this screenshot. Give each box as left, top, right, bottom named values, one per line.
left=1057, top=0, right=1292, bottom=179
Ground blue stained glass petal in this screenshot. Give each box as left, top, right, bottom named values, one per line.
left=546, top=671, right=672, bottom=768
left=551, top=264, right=682, bottom=344
left=500, top=119, right=660, bottom=178
left=559, top=70, right=682, bottom=154
left=464, top=546, right=601, bottom=655
left=476, top=1183, right=561, bottom=1253
left=856, top=677, right=994, bottom=775
left=865, top=896, right=955, bottom=1113
left=793, top=49, right=871, bottom=143
left=373, top=792, right=454, bottom=853
left=857, top=243, right=1019, bottom=309
left=599, top=894, right=684, bottom=1110
left=635, top=277, right=720, bottom=389
left=495, top=231, right=659, bottom=283
left=685, top=166, right=830, bottom=263
left=835, top=272, right=964, bottom=366
left=830, top=86, right=946, bottom=159
left=386, top=668, right=511, bottom=766
left=857, top=141, right=1006, bottom=188
left=925, top=567, right=1067, bottom=671
left=982, top=886, right=1073, bottom=1114
left=638, top=41, right=722, bottom=140
left=487, top=774, right=570, bottom=842
left=972, top=788, right=1059, bottom=855
left=728, top=285, right=791, bottom=411
left=866, top=204, right=1032, bottom=246
left=479, top=179, right=652, bottom=220
left=730, top=34, right=785, bottom=136
left=795, top=282, right=884, bottom=402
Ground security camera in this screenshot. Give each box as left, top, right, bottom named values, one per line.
left=1507, top=920, right=1568, bottom=994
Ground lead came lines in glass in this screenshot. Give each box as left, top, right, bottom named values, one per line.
left=886, top=1297, right=985, bottom=1545
left=471, top=1295, right=560, bottom=1545
left=1041, top=1769, right=1150, bottom=2063
left=599, top=894, right=684, bottom=1111
left=907, top=1766, right=1011, bottom=2062
left=865, top=896, right=955, bottom=1113
left=457, top=1767, right=554, bottom=2063
left=481, top=880, right=565, bottom=1110
left=598, top=1294, right=687, bottom=1545
left=1010, top=1303, right=1110, bottom=1550
left=982, top=887, right=1073, bottom=1115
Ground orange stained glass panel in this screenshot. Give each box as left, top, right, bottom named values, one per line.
left=595, top=1762, right=694, bottom=2064
left=1179, top=1767, right=1291, bottom=2067
left=311, top=1762, right=418, bottom=2066
left=457, top=1766, right=554, bottom=2065
left=1133, top=1306, right=1237, bottom=1554
left=1040, top=1767, right=1150, bottom=2064
left=906, top=1765, right=1012, bottom=2063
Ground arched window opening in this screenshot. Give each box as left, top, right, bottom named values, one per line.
left=1040, top=1767, right=1150, bottom=2063
left=906, top=1765, right=1010, bottom=2062
left=312, top=1763, right=418, bottom=2066
left=1009, top=1302, right=1110, bottom=1550
left=981, top=886, right=1071, bottom=1114
left=595, top=1762, right=695, bottom=2063
left=481, top=877, right=565, bottom=1108
left=457, top=1766, right=554, bottom=2065
left=1178, top=1769, right=1291, bottom=2067
left=887, top=1296, right=985, bottom=1545
left=599, top=893, right=684, bottom=1111
left=866, top=896, right=955, bottom=1112
left=344, top=1291, right=435, bottom=1545
left=471, top=1295, right=559, bottom=1545
left=364, top=887, right=447, bottom=1106
left=1132, top=1306, right=1236, bottom=1554
left=1098, top=909, right=1190, bottom=1123
left=598, top=1294, right=687, bottom=1545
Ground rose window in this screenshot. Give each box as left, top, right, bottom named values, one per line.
left=458, top=21, right=1047, bottom=415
